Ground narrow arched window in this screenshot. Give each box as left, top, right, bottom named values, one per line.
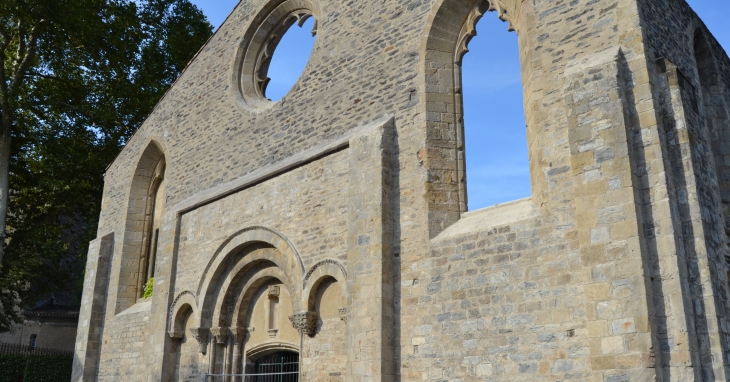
left=138, top=157, right=166, bottom=299
left=423, top=0, right=530, bottom=235
left=117, top=142, right=166, bottom=312
left=459, top=8, right=530, bottom=210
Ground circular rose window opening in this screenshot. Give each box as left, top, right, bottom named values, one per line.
left=233, top=2, right=318, bottom=111
left=265, top=17, right=316, bottom=102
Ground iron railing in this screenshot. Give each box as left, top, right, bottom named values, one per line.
left=0, top=342, right=74, bottom=357
left=206, top=352, right=298, bottom=382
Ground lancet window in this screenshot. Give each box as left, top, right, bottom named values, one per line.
left=137, top=157, right=166, bottom=299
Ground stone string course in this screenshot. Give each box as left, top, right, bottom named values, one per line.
left=73, top=0, right=730, bottom=381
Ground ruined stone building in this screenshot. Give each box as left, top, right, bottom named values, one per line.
left=72, top=0, right=730, bottom=380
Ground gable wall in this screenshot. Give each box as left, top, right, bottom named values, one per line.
left=75, top=0, right=730, bottom=381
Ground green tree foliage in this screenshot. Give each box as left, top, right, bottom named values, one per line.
left=0, top=353, right=73, bottom=382
left=0, top=0, right=213, bottom=331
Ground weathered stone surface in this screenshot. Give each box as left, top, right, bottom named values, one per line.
left=73, top=0, right=730, bottom=381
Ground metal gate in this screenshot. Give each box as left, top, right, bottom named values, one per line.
left=247, top=352, right=299, bottom=382
left=206, top=351, right=299, bottom=382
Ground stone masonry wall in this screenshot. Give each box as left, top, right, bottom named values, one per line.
left=0, top=321, right=78, bottom=352
left=97, top=303, right=152, bottom=381
left=74, top=0, right=730, bottom=381
left=300, top=280, right=347, bottom=381
left=638, top=0, right=730, bottom=378
left=173, top=149, right=349, bottom=301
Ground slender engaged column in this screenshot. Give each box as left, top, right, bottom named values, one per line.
left=289, top=313, right=316, bottom=381
left=230, top=328, right=247, bottom=382
left=210, top=327, right=229, bottom=379
left=209, top=337, right=216, bottom=379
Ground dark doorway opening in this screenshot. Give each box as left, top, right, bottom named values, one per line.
left=245, top=351, right=299, bottom=382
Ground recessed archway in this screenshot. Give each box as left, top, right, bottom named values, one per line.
left=116, top=140, right=166, bottom=313
left=196, top=226, right=305, bottom=329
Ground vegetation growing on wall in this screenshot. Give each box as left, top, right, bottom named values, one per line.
left=143, top=277, right=154, bottom=299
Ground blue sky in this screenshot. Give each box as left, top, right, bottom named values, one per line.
left=190, top=0, right=730, bottom=211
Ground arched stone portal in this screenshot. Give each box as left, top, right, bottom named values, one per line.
left=169, top=228, right=316, bottom=380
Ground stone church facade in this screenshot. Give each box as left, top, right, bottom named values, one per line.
left=72, top=0, right=730, bottom=380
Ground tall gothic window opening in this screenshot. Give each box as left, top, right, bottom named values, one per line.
left=460, top=9, right=530, bottom=210
left=138, top=157, right=166, bottom=299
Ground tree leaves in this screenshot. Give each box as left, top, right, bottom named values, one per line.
left=0, top=0, right=212, bottom=331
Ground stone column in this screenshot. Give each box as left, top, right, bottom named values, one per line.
left=210, top=327, right=229, bottom=378
left=289, top=312, right=316, bottom=382
left=224, top=337, right=232, bottom=382
left=345, top=118, right=396, bottom=382
left=230, top=327, right=247, bottom=382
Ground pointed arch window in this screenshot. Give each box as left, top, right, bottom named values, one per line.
left=452, top=0, right=530, bottom=211
left=138, top=157, right=166, bottom=299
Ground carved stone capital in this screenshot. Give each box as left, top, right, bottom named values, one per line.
left=230, top=327, right=248, bottom=344
left=168, top=330, right=185, bottom=339
left=189, top=327, right=210, bottom=354
left=338, top=307, right=348, bottom=322
left=211, top=327, right=230, bottom=344
left=288, top=311, right=317, bottom=335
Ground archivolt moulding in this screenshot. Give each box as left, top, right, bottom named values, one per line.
left=219, top=264, right=295, bottom=329
left=302, top=259, right=347, bottom=313
left=302, top=259, right=347, bottom=289
left=246, top=341, right=299, bottom=359
left=196, top=226, right=305, bottom=300
left=168, top=290, right=197, bottom=337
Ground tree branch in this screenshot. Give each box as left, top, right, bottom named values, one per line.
left=14, top=19, right=25, bottom=70
left=9, top=21, right=45, bottom=97
left=24, top=71, right=72, bottom=84
left=0, top=31, right=12, bottom=141
left=0, top=32, right=11, bottom=97
left=0, top=24, right=10, bottom=45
